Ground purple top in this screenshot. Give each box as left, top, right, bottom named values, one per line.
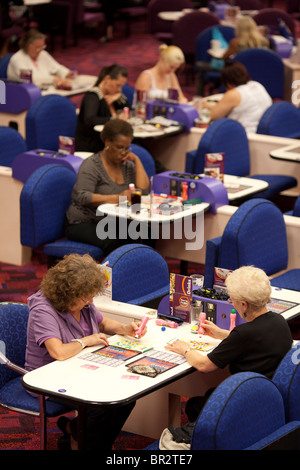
left=25, top=290, right=103, bottom=371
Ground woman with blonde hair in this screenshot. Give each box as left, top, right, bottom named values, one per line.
left=135, top=44, right=188, bottom=103
left=223, top=15, right=270, bottom=60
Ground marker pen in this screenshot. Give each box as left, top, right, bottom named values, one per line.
left=229, top=309, right=236, bottom=331
left=197, top=312, right=206, bottom=335
left=135, top=315, right=149, bottom=338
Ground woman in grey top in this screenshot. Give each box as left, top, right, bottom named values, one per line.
left=65, top=119, right=149, bottom=254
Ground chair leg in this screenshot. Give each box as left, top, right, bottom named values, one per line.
left=39, top=395, right=47, bottom=450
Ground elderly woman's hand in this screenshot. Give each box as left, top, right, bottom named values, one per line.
left=84, top=333, right=110, bottom=347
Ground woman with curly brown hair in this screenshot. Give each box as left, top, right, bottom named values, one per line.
left=25, top=253, right=147, bottom=450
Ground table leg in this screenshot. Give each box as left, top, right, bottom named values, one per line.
left=168, top=393, right=182, bottom=429
left=77, top=404, right=87, bottom=450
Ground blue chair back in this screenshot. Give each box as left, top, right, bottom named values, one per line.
left=220, top=198, right=288, bottom=273
left=273, top=346, right=300, bottom=423
left=103, top=244, right=170, bottom=305
left=257, top=102, right=300, bottom=138
left=0, top=303, right=29, bottom=388
left=195, top=25, right=235, bottom=63
left=25, top=95, right=77, bottom=151
left=234, top=48, right=284, bottom=99
left=0, top=125, right=27, bottom=167
left=20, top=164, right=76, bottom=247
left=204, top=198, right=288, bottom=287
left=0, top=54, right=13, bottom=79
left=122, top=83, right=135, bottom=106
left=192, top=372, right=286, bottom=450
left=130, top=143, right=156, bottom=178
left=193, top=118, right=250, bottom=176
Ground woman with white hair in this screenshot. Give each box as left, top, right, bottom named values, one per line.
left=166, top=265, right=293, bottom=422
left=134, top=44, right=188, bottom=103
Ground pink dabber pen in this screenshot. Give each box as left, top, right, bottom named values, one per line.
left=197, top=312, right=206, bottom=335
left=229, top=309, right=236, bottom=331
left=135, top=315, right=149, bottom=338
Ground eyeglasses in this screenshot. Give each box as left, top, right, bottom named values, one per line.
left=30, top=42, right=47, bottom=52
left=81, top=297, right=94, bottom=305
left=113, top=143, right=130, bottom=155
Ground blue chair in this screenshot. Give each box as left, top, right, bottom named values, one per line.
left=285, top=195, right=300, bottom=216
left=0, top=303, right=73, bottom=450
left=195, top=25, right=235, bottom=95
left=145, top=372, right=300, bottom=450
left=273, top=346, right=300, bottom=423
left=20, top=164, right=104, bottom=265
left=185, top=118, right=297, bottom=199
left=0, top=125, right=27, bottom=167
left=122, top=83, right=135, bottom=107
left=204, top=198, right=300, bottom=291
left=130, top=143, right=156, bottom=179
left=257, top=102, right=300, bottom=139
left=25, top=95, right=77, bottom=151
left=0, top=53, right=13, bottom=79
left=103, top=244, right=170, bottom=306
left=234, top=48, right=284, bottom=99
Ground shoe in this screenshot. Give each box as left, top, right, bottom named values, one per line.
left=57, top=416, right=71, bottom=436
left=57, top=435, right=71, bottom=451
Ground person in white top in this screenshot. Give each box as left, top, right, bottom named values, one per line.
left=202, top=61, right=272, bottom=133
left=134, top=44, right=188, bottom=103
left=7, top=28, right=74, bottom=88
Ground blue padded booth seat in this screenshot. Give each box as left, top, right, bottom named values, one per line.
left=145, top=372, right=300, bottom=450
left=257, top=102, right=300, bottom=139
left=103, top=244, right=170, bottom=305
left=0, top=125, right=27, bottom=167
left=20, top=164, right=104, bottom=262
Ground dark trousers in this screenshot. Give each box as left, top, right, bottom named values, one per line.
left=70, top=402, right=136, bottom=451
left=65, top=221, right=131, bottom=255
left=185, top=388, right=215, bottom=422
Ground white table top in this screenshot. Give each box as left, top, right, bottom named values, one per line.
left=22, top=286, right=300, bottom=404
left=23, top=0, right=51, bottom=5
left=97, top=197, right=209, bottom=224
left=200, top=174, right=269, bottom=201
left=41, top=74, right=96, bottom=97
left=22, top=319, right=219, bottom=404
left=270, top=286, right=300, bottom=322
left=270, top=143, right=300, bottom=162
left=94, top=123, right=182, bottom=139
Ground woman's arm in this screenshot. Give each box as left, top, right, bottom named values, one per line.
left=202, top=88, right=241, bottom=121
left=100, top=317, right=145, bottom=338
left=134, top=70, right=152, bottom=96
left=44, top=333, right=109, bottom=361
left=170, top=72, right=188, bottom=104
left=222, top=38, right=238, bottom=60
left=165, top=340, right=218, bottom=372
left=123, top=152, right=150, bottom=191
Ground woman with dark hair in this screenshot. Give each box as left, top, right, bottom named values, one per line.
left=202, top=60, right=272, bottom=133
left=66, top=119, right=149, bottom=254
left=75, top=64, right=130, bottom=152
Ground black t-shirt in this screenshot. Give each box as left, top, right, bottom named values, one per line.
left=207, top=311, right=293, bottom=378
